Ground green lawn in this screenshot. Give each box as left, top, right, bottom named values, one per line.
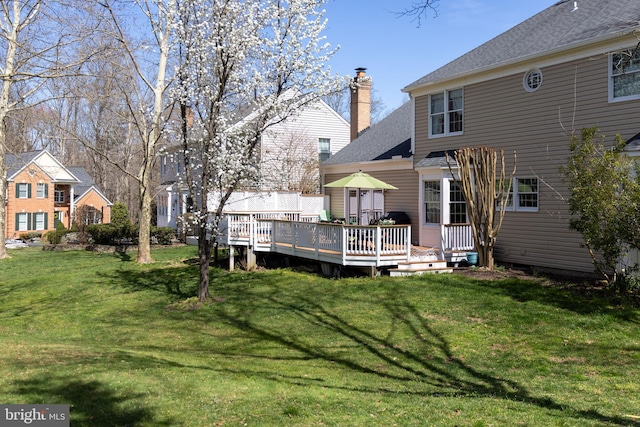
left=0, top=246, right=639, bottom=426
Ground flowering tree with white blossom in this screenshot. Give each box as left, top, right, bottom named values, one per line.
left=172, top=0, right=342, bottom=301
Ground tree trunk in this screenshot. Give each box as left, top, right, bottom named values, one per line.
left=450, top=146, right=515, bottom=270
left=198, top=224, right=211, bottom=301
left=0, top=1, right=21, bottom=260
left=136, top=168, right=153, bottom=263
left=0, top=140, right=8, bottom=260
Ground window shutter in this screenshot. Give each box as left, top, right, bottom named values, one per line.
left=27, top=184, right=32, bottom=198
left=15, top=213, right=19, bottom=231
left=15, top=183, right=19, bottom=196
left=44, top=184, right=49, bottom=198
left=44, top=212, right=49, bottom=230
left=27, top=213, right=32, bottom=230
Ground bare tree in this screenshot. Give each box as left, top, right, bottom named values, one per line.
left=323, top=85, right=388, bottom=124
left=97, top=0, right=177, bottom=263
left=394, top=0, right=439, bottom=26
left=0, top=0, right=94, bottom=259
left=260, top=127, right=320, bottom=193
left=57, top=39, right=142, bottom=214
left=448, top=146, right=516, bottom=269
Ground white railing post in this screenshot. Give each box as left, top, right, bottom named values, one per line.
left=375, top=225, right=381, bottom=264
left=342, top=226, right=348, bottom=264
left=406, top=225, right=411, bottom=262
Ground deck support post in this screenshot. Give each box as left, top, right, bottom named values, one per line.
left=246, top=245, right=257, bottom=270
left=229, top=245, right=235, bottom=271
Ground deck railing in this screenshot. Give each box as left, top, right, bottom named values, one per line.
left=442, top=223, right=474, bottom=251
left=218, top=214, right=411, bottom=267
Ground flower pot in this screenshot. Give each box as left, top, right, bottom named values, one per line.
left=466, top=252, right=478, bottom=266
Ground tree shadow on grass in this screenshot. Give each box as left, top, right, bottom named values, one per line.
left=11, top=374, right=175, bottom=427
left=102, top=266, right=639, bottom=425
left=100, top=261, right=201, bottom=300
left=465, top=276, right=639, bottom=323
left=208, top=283, right=639, bottom=427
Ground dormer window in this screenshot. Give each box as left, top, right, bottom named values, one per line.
left=429, top=89, right=463, bottom=137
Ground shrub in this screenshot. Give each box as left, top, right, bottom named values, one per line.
left=86, top=223, right=135, bottom=245
left=151, top=226, right=176, bottom=245
left=46, top=228, right=69, bottom=245
left=20, top=232, right=42, bottom=241
left=111, top=202, right=132, bottom=228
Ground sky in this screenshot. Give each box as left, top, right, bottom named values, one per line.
left=322, top=0, right=559, bottom=115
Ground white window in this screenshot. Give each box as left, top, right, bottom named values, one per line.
left=16, top=183, right=30, bottom=198
left=160, top=155, right=167, bottom=178
left=516, top=178, right=538, bottom=210
left=318, top=138, right=331, bottom=162
left=34, top=212, right=47, bottom=230
left=54, top=190, right=65, bottom=203
left=449, top=181, right=467, bottom=224
left=429, top=89, right=463, bottom=137
left=610, top=49, right=640, bottom=101
left=424, top=181, right=441, bottom=223
left=523, top=68, right=543, bottom=92
left=36, top=183, right=48, bottom=198
left=498, top=178, right=538, bottom=212
left=16, top=213, right=29, bottom=231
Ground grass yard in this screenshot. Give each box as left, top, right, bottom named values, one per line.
left=0, top=246, right=639, bottom=426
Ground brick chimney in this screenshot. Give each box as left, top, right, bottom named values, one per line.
left=350, top=67, right=372, bottom=141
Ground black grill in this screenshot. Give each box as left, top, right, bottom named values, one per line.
left=373, top=211, right=411, bottom=225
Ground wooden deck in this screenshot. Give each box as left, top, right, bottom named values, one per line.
left=217, top=215, right=413, bottom=269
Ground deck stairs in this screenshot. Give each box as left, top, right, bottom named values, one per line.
left=389, top=246, right=453, bottom=276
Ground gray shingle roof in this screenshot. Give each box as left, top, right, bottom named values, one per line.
left=415, top=150, right=458, bottom=168
left=67, top=166, right=97, bottom=198
left=322, top=101, right=412, bottom=165
left=6, top=151, right=40, bottom=178
left=404, top=0, right=640, bottom=91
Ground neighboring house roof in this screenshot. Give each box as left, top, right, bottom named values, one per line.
left=6, top=152, right=40, bottom=178
left=6, top=150, right=80, bottom=183
left=322, top=101, right=412, bottom=165
left=5, top=150, right=112, bottom=205
left=404, top=0, right=640, bottom=91
left=68, top=166, right=113, bottom=206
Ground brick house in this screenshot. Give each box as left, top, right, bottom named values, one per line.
left=5, top=151, right=112, bottom=238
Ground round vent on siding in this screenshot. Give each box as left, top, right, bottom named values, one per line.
left=523, top=68, right=543, bottom=92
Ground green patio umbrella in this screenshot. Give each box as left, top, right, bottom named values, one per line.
left=324, top=171, right=398, bottom=190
